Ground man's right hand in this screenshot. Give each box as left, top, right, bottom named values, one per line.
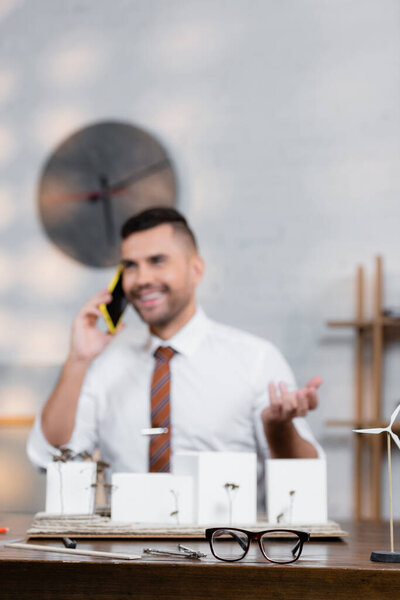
left=68, top=289, right=120, bottom=363
left=41, top=289, right=125, bottom=447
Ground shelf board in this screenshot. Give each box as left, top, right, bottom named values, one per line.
left=0, top=415, right=35, bottom=427
left=327, top=320, right=372, bottom=329
left=327, top=317, right=400, bottom=329
left=381, top=317, right=400, bottom=327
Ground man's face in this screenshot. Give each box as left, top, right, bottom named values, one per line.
left=121, top=224, right=204, bottom=328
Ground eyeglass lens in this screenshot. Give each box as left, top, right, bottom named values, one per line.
left=260, top=532, right=302, bottom=563
left=211, top=529, right=249, bottom=560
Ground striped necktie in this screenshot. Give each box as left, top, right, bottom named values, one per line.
left=149, top=346, right=176, bottom=473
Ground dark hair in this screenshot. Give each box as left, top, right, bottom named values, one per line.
left=121, top=207, right=198, bottom=249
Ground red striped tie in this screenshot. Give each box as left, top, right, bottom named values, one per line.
left=149, top=346, right=175, bottom=473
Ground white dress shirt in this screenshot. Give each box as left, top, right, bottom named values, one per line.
left=27, top=307, right=322, bottom=509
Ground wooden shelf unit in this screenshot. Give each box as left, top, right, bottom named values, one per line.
left=327, top=256, right=400, bottom=521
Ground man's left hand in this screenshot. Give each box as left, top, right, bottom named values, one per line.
left=261, top=376, right=322, bottom=427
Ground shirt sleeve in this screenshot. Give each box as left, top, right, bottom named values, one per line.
left=252, top=341, right=324, bottom=459
left=26, top=413, right=60, bottom=470
left=26, top=368, right=100, bottom=471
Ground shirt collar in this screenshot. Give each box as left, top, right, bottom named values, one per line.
left=146, top=307, right=210, bottom=358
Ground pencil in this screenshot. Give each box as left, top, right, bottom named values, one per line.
left=5, top=542, right=140, bottom=560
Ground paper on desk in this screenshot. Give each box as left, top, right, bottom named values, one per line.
left=266, top=458, right=328, bottom=525
left=46, top=462, right=96, bottom=515
left=174, top=451, right=257, bottom=525
left=111, top=473, right=194, bottom=524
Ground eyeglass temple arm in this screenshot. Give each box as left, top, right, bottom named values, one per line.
left=214, top=530, right=306, bottom=556
left=233, top=533, right=301, bottom=556
left=292, top=539, right=302, bottom=556
left=292, top=533, right=309, bottom=557
left=217, top=529, right=248, bottom=552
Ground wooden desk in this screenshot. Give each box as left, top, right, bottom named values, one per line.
left=1, top=514, right=400, bottom=599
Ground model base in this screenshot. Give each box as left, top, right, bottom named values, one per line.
left=370, top=550, right=400, bottom=563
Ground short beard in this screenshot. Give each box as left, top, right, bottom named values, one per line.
left=129, top=293, right=191, bottom=329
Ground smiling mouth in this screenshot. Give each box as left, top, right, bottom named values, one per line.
left=132, top=289, right=167, bottom=308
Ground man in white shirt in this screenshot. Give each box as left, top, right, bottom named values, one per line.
left=27, top=208, right=322, bottom=501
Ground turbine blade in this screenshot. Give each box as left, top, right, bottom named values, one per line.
left=390, top=431, right=400, bottom=452
left=389, top=404, right=400, bottom=428
left=353, top=428, right=386, bottom=434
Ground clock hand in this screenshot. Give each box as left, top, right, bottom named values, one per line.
left=98, top=175, right=115, bottom=244
left=46, top=159, right=171, bottom=205
left=110, top=158, right=170, bottom=195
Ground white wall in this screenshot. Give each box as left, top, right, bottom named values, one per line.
left=1, top=0, right=400, bottom=518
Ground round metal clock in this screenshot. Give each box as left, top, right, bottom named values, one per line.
left=37, top=121, right=177, bottom=267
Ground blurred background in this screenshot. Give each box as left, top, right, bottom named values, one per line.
left=1, top=0, right=400, bottom=520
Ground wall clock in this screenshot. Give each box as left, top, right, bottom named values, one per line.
left=37, top=121, right=177, bottom=267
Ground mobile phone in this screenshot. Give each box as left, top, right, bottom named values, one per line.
left=99, top=265, right=128, bottom=333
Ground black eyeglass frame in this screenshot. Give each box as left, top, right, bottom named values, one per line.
left=205, top=527, right=310, bottom=564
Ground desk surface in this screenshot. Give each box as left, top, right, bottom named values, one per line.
left=1, top=513, right=400, bottom=600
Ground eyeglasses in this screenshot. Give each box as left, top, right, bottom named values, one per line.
left=205, top=527, right=310, bottom=564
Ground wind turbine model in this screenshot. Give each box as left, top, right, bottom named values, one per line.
left=354, top=404, right=400, bottom=562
